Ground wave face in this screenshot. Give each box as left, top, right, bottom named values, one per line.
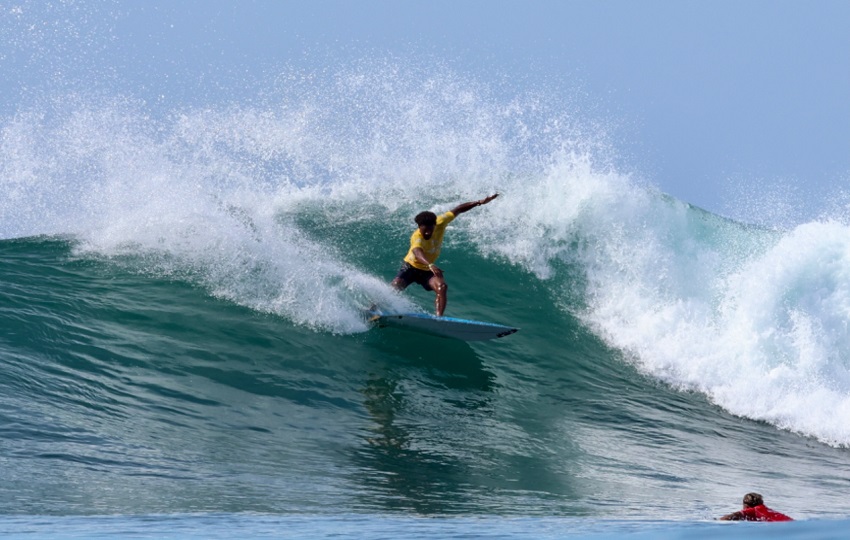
left=2, top=62, right=850, bottom=519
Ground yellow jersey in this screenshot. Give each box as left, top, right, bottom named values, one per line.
left=403, top=212, right=455, bottom=270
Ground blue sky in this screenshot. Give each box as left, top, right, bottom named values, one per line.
left=3, top=0, right=849, bottom=218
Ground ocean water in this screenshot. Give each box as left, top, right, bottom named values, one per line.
left=3, top=8, right=850, bottom=538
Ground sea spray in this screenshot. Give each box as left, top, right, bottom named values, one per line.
left=0, top=62, right=601, bottom=334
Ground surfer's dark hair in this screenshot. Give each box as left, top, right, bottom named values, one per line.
left=415, top=211, right=437, bottom=226
left=743, top=493, right=763, bottom=507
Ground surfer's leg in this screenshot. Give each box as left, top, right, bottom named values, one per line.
left=391, top=277, right=409, bottom=290
left=392, top=263, right=417, bottom=291
left=429, top=276, right=447, bottom=316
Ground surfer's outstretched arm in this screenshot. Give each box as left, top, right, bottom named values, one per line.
left=450, top=193, right=499, bottom=216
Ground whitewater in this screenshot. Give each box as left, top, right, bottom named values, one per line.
left=2, top=56, right=849, bottom=539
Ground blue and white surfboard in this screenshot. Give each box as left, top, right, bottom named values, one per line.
left=365, top=309, right=518, bottom=341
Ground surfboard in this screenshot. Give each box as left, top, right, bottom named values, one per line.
left=365, top=309, right=518, bottom=341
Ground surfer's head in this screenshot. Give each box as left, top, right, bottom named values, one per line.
left=415, top=211, right=437, bottom=239
left=742, top=493, right=763, bottom=508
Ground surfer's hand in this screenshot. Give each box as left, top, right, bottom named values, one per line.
left=479, top=193, right=499, bottom=205
left=429, top=264, right=443, bottom=278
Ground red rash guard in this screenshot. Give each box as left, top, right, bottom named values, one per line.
left=740, top=505, right=793, bottom=522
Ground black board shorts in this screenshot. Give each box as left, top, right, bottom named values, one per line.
left=394, top=262, right=435, bottom=291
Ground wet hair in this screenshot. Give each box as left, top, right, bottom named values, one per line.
left=415, top=211, right=437, bottom=227
left=743, top=493, right=764, bottom=508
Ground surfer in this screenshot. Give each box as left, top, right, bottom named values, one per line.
left=718, top=492, right=793, bottom=522
left=391, top=194, right=499, bottom=316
